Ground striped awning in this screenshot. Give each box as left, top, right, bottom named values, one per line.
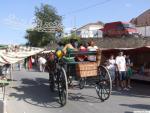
left=0, top=46, right=44, bottom=66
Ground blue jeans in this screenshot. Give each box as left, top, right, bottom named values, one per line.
left=119, top=71, right=126, bottom=81
left=109, top=69, right=115, bottom=81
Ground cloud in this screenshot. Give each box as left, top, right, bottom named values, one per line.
left=2, top=14, right=35, bottom=31
left=125, top=3, right=132, bottom=8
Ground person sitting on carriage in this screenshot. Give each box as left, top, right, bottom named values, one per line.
left=56, top=41, right=64, bottom=51
left=87, top=40, right=98, bottom=61
left=62, top=39, right=78, bottom=55
left=47, top=39, right=79, bottom=73
left=55, top=39, right=78, bottom=59
left=75, top=41, right=88, bottom=61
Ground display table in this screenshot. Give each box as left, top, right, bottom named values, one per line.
left=131, top=74, right=150, bottom=82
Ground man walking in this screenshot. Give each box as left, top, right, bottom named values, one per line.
left=38, top=56, right=46, bottom=72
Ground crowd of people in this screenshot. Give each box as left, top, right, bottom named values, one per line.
left=106, top=52, right=133, bottom=91
left=23, top=55, right=47, bottom=72
left=1, top=39, right=133, bottom=92
left=10, top=39, right=99, bottom=73
left=19, top=39, right=134, bottom=92
left=54, top=39, right=134, bottom=91
left=55, top=39, right=99, bottom=62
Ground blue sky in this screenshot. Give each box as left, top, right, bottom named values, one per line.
left=0, top=0, right=150, bottom=44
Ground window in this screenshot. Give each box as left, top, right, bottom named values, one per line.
left=123, top=23, right=135, bottom=28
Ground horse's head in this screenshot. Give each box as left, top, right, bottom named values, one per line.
left=49, top=52, right=55, bottom=61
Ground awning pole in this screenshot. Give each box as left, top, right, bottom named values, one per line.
left=10, top=64, right=12, bottom=80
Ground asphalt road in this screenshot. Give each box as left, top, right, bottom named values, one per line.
left=5, top=70, right=150, bottom=113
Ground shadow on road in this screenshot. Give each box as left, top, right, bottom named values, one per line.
left=9, top=77, right=104, bottom=108
left=120, top=104, right=150, bottom=110
left=124, top=112, right=133, bottom=113
left=68, top=93, right=102, bottom=103
left=9, top=78, right=62, bottom=108
left=111, top=81, right=150, bottom=98
left=9, top=77, right=150, bottom=108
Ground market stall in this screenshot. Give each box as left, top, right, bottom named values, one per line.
left=0, top=46, right=44, bottom=66
left=102, top=46, right=150, bottom=81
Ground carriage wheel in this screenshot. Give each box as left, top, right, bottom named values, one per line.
left=96, top=65, right=112, bottom=101
left=79, top=77, right=86, bottom=89
left=57, top=67, right=68, bottom=106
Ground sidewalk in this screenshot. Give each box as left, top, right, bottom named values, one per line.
left=0, top=89, right=6, bottom=113
left=0, top=80, right=10, bottom=113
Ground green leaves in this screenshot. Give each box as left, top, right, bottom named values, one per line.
left=25, top=4, right=62, bottom=47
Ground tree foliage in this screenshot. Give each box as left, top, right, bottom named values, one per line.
left=25, top=4, right=62, bottom=47
left=60, top=33, right=81, bottom=45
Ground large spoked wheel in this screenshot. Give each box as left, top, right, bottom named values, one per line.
left=96, top=65, right=112, bottom=101
left=57, top=67, right=68, bottom=106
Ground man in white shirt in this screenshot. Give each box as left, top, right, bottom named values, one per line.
left=38, top=56, right=46, bottom=72
left=116, top=52, right=128, bottom=90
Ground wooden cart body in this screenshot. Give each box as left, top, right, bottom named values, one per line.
left=63, top=50, right=102, bottom=78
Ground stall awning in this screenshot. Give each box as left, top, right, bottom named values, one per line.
left=101, top=46, right=150, bottom=54
left=0, top=46, right=44, bottom=66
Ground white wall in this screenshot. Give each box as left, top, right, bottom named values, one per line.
left=80, top=29, right=102, bottom=38
left=77, top=25, right=103, bottom=38
left=136, top=26, right=150, bottom=37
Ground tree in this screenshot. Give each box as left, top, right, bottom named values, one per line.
left=25, top=4, right=62, bottom=47
left=60, top=33, right=81, bottom=45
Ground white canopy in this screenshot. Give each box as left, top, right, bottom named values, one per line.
left=0, top=46, right=44, bottom=66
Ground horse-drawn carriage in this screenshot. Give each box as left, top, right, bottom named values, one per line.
left=47, top=50, right=112, bottom=106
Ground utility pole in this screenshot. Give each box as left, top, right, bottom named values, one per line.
left=74, top=16, right=77, bottom=38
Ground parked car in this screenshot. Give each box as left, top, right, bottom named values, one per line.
left=101, top=21, right=140, bottom=37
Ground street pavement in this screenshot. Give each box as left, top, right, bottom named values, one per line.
left=5, top=69, right=150, bottom=113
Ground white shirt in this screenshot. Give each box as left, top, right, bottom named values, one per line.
left=87, top=46, right=98, bottom=61
left=31, top=58, right=35, bottom=63
left=108, top=59, right=116, bottom=70
left=115, top=56, right=126, bottom=71
left=38, top=57, right=46, bottom=65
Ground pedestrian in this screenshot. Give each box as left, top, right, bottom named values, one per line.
left=24, top=57, right=28, bottom=70
left=28, top=56, right=32, bottom=71
left=115, top=52, right=128, bottom=90
left=31, top=56, right=35, bottom=69
left=38, top=56, right=46, bottom=72
left=126, top=55, right=133, bottom=88
left=107, top=55, right=116, bottom=82
left=18, top=61, right=22, bottom=71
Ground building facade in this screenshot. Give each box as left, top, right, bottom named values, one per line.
left=130, top=9, right=150, bottom=37
left=75, top=22, right=104, bottom=38
left=130, top=9, right=150, bottom=26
